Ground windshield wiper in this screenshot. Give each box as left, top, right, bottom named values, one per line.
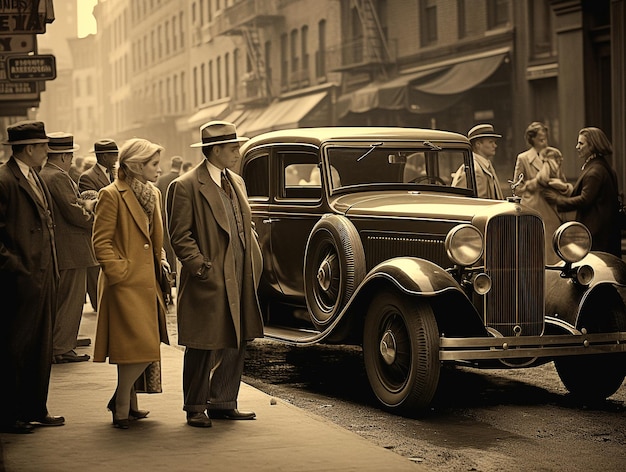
left=356, top=142, right=383, bottom=161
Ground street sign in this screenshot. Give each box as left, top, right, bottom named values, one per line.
left=0, top=1, right=51, bottom=34
left=6, top=54, right=56, bottom=81
left=0, top=56, right=40, bottom=101
left=0, top=34, right=36, bottom=53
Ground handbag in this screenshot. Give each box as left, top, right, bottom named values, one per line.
left=159, top=265, right=174, bottom=304
left=134, top=361, right=163, bottom=394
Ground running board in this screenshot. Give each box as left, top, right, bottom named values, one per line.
left=263, top=326, right=325, bottom=345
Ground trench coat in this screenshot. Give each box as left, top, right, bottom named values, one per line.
left=167, top=163, right=263, bottom=350
left=0, top=157, right=58, bottom=423
left=452, top=152, right=504, bottom=199
left=92, top=179, right=169, bottom=364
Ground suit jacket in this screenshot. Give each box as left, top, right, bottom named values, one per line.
left=0, top=157, right=58, bottom=423
left=92, top=179, right=169, bottom=363
left=40, top=163, right=97, bottom=270
left=78, top=164, right=111, bottom=194
left=514, top=148, right=566, bottom=205
left=167, top=163, right=263, bottom=350
left=452, top=152, right=503, bottom=199
left=555, top=157, right=621, bottom=257
left=156, top=171, right=180, bottom=208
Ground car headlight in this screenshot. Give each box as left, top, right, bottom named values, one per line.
left=552, top=222, right=592, bottom=263
left=445, top=224, right=483, bottom=266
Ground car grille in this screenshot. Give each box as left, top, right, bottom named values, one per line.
left=484, top=214, right=545, bottom=336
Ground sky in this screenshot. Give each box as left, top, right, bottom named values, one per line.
left=77, top=0, right=98, bottom=38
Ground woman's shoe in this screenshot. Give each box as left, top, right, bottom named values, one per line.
left=112, top=415, right=129, bottom=429
left=129, top=408, right=149, bottom=420
left=107, top=395, right=116, bottom=414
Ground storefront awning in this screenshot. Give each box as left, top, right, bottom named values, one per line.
left=338, top=48, right=510, bottom=117
left=175, top=101, right=230, bottom=132
left=241, top=91, right=329, bottom=137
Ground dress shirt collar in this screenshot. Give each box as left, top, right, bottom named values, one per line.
left=14, top=157, right=32, bottom=178
left=205, top=159, right=226, bottom=188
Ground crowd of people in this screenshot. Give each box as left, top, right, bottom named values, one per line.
left=0, top=116, right=622, bottom=434
left=0, top=119, right=261, bottom=433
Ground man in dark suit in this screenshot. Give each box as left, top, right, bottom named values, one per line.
left=41, top=133, right=98, bottom=364
left=78, top=139, right=118, bottom=312
left=0, top=121, right=65, bottom=434
left=156, top=155, right=183, bottom=276
left=168, top=121, right=264, bottom=428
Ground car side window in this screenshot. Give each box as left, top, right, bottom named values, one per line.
left=279, top=151, right=322, bottom=200
left=242, top=154, right=270, bottom=200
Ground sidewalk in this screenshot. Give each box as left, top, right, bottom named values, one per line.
left=0, top=306, right=422, bottom=472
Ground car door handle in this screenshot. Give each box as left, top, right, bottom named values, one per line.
left=262, top=218, right=279, bottom=224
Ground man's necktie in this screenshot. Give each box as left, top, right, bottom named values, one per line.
left=27, top=169, right=46, bottom=207
left=221, top=172, right=232, bottom=199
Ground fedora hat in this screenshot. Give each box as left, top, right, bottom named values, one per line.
left=91, top=139, right=118, bottom=154
left=47, top=132, right=80, bottom=153
left=468, top=124, right=501, bottom=141
left=3, top=120, right=49, bottom=145
left=190, top=121, right=249, bottom=148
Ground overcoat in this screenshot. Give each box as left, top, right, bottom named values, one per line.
left=78, top=163, right=111, bottom=194
left=452, top=153, right=503, bottom=199
left=92, top=179, right=169, bottom=364
left=167, top=162, right=263, bottom=350
left=0, top=157, right=58, bottom=423
left=40, top=163, right=97, bottom=270
left=513, top=148, right=566, bottom=204
left=555, top=157, right=621, bottom=257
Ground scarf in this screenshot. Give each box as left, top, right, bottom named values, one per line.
left=128, top=176, right=156, bottom=220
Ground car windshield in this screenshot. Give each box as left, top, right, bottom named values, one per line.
left=323, top=145, right=471, bottom=193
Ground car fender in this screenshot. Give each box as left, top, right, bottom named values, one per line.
left=546, top=252, right=626, bottom=329
left=326, top=257, right=487, bottom=343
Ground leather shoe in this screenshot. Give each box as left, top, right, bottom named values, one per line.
left=2, top=421, right=34, bottom=434
left=186, top=412, right=212, bottom=428
left=209, top=409, right=256, bottom=420
left=33, top=415, right=65, bottom=427
left=53, top=350, right=90, bottom=364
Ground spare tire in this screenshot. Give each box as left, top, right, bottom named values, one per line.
left=304, top=215, right=366, bottom=331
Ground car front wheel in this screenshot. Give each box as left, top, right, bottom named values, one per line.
left=363, top=292, right=440, bottom=417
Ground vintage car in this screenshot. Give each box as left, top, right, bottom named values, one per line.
left=238, top=127, right=626, bottom=416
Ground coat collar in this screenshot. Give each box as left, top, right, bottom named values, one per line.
left=196, top=162, right=231, bottom=234
left=114, top=178, right=151, bottom=239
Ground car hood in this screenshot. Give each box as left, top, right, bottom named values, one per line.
left=332, top=191, right=518, bottom=222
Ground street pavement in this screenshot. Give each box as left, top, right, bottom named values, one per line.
left=0, top=303, right=422, bottom=472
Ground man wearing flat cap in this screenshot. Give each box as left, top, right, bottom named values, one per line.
left=168, top=121, right=263, bottom=427
left=78, top=138, right=119, bottom=312
left=452, top=124, right=504, bottom=199
left=0, top=120, right=65, bottom=433
left=40, top=133, right=98, bottom=364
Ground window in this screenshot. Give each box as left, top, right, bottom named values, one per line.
left=216, top=56, right=222, bottom=99
left=487, top=0, right=510, bottom=29
left=530, top=0, right=553, bottom=56
left=290, top=29, right=299, bottom=73
left=209, top=60, right=214, bottom=101
left=242, top=154, right=270, bottom=200
left=165, top=20, right=170, bottom=55
left=179, top=12, right=185, bottom=47
left=75, top=78, right=81, bottom=97
left=174, top=74, right=179, bottom=112
left=280, top=34, right=288, bottom=87
left=301, top=26, right=309, bottom=73
left=193, top=66, right=198, bottom=107
left=225, top=52, right=230, bottom=97
left=86, top=76, right=93, bottom=95
left=200, top=63, right=206, bottom=103
left=264, top=41, right=272, bottom=84
left=278, top=151, right=323, bottom=200
left=233, top=48, right=240, bottom=98
left=172, top=16, right=177, bottom=50
left=419, top=0, right=437, bottom=46
left=317, top=19, right=326, bottom=78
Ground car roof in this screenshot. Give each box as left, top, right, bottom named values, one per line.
left=240, top=127, right=470, bottom=153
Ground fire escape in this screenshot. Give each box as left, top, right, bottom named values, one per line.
left=328, top=0, right=395, bottom=79
left=210, top=0, right=284, bottom=105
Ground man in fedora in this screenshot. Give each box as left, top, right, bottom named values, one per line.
left=40, top=132, right=98, bottom=364
left=0, top=120, right=65, bottom=433
left=452, top=123, right=504, bottom=199
left=78, top=138, right=119, bottom=312
left=167, top=121, right=263, bottom=427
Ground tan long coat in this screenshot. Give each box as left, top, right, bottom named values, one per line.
left=167, top=163, right=263, bottom=350
left=92, top=180, right=169, bottom=364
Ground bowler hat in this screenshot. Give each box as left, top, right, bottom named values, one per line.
left=3, top=120, right=49, bottom=145
left=92, top=139, right=118, bottom=154
left=190, top=121, right=249, bottom=148
left=47, top=132, right=80, bottom=153
left=468, top=124, right=501, bottom=141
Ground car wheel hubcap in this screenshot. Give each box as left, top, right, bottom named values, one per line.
left=380, top=330, right=397, bottom=365
left=317, top=257, right=334, bottom=292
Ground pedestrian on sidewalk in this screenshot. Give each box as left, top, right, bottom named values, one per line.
left=0, top=121, right=65, bottom=434
left=92, top=138, right=170, bottom=429
left=78, top=139, right=119, bottom=312
left=167, top=121, right=264, bottom=428
left=40, top=132, right=97, bottom=364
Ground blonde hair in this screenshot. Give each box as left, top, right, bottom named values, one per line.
left=117, top=138, right=164, bottom=181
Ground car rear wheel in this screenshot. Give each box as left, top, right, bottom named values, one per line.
left=363, top=292, right=440, bottom=417
left=304, top=215, right=365, bottom=331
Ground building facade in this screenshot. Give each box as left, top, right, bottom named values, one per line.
left=34, top=0, right=625, bottom=187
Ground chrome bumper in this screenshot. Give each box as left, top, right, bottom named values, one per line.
left=439, top=332, right=626, bottom=361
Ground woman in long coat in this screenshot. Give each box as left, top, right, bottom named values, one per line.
left=92, top=138, right=169, bottom=429
left=549, top=127, right=621, bottom=257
